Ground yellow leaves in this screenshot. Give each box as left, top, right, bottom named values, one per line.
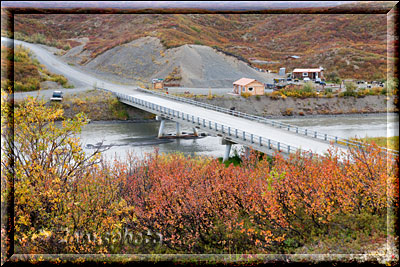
left=17, top=215, right=30, bottom=226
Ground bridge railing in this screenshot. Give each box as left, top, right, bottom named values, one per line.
left=136, top=88, right=399, bottom=157
left=111, top=90, right=306, bottom=156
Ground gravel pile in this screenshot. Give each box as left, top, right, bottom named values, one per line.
left=77, top=36, right=280, bottom=88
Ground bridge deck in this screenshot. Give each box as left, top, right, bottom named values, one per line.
left=126, top=92, right=349, bottom=156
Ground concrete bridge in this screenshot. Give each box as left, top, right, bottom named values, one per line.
left=108, top=88, right=398, bottom=161
left=105, top=88, right=359, bottom=161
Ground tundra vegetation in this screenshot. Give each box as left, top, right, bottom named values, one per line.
left=5, top=13, right=392, bottom=80
left=1, top=45, right=73, bottom=92
left=1, top=90, right=398, bottom=264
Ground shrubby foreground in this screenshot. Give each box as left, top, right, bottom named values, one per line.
left=1, top=94, right=398, bottom=263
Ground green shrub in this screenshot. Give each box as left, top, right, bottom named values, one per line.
left=190, top=25, right=201, bottom=33
left=302, top=82, right=315, bottom=92
left=344, top=81, right=357, bottom=92
left=32, top=33, right=47, bottom=44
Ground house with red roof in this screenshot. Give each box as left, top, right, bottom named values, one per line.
left=292, top=67, right=324, bottom=80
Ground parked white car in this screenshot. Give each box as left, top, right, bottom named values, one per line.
left=303, top=77, right=311, bottom=82
left=50, top=91, right=63, bottom=101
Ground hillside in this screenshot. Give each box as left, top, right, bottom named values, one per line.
left=3, top=12, right=393, bottom=80
left=68, top=36, right=278, bottom=87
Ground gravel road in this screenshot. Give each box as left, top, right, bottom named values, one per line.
left=3, top=37, right=246, bottom=99
left=2, top=37, right=140, bottom=99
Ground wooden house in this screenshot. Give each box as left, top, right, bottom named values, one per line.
left=292, top=67, right=324, bottom=80
left=233, top=78, right=265, bottom=95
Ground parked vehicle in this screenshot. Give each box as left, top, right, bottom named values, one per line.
left=303, top=77, right=310, bottom=82
left=50, top=91, right=63, bottom=101
left=320, top=81, right=326, bottom=86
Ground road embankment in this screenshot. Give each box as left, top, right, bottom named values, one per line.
left=191, top=94, right=397, bottom=118
left=15, top=89, right=155, bottom=121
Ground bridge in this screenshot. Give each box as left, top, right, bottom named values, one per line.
left=101, top=87, right=370, bottom=161
left=7, top=37, right=397, bottom=161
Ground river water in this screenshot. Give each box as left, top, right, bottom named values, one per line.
left=80, top=113, right=398, bottom=160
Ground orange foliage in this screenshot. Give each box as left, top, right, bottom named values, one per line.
left=118, top=144, right=397, bottom=253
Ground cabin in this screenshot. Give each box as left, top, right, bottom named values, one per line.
left=152, top=78, right=164, bottom=90
left=292, top=67, right=324, bottom=80
left=233, top=78, right=265, bottom=95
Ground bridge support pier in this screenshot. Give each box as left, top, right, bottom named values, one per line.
left=221, top=138, right=234, bottom=162
left=158, top=119, right=166, bottom=138
left=176, top=122, right=180, bottom=137
left=223, top=143, right=232, bottom=162
left=244, top=146, right=250, bottom=160
left=193, top=127, right=198, bottom=137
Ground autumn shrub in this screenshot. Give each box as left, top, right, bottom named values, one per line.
left=341, top=82, right=357, bottom=97
left=325, top=92, right=334, bottom=98
left=269, top=145, right=398, bottom=252
left=49, top=74, right=68, bottom=86
left=118, top=151, right=288, bottom=253
left=118, top=145, right=397, bottom=254
left=282, top=108, right=293, bottom=116
left=269, top=90, right=282, bottom=100
left=280, top=84, right=318, bottom=98
left=2, top=94, right=397, bottom=255
left=241, top=92, right=252, bottom=98
left=1, top=95, right=131, bottom=254
left=6, top=45, right=72, bottom=91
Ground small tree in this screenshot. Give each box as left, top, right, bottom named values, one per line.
left=1, top=94, right=128, bottom=254
left=325, top=71, right=341, bottom=84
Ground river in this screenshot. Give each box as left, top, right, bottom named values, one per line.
left=80, top=113, right=398, bottom=160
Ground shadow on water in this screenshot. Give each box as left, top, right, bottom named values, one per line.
left=85, top=134, right=207, bottom=150
left=85, top=136, right=174, bottom=149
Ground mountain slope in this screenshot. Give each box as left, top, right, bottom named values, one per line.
left=4, top=12, right=392, bottom=80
